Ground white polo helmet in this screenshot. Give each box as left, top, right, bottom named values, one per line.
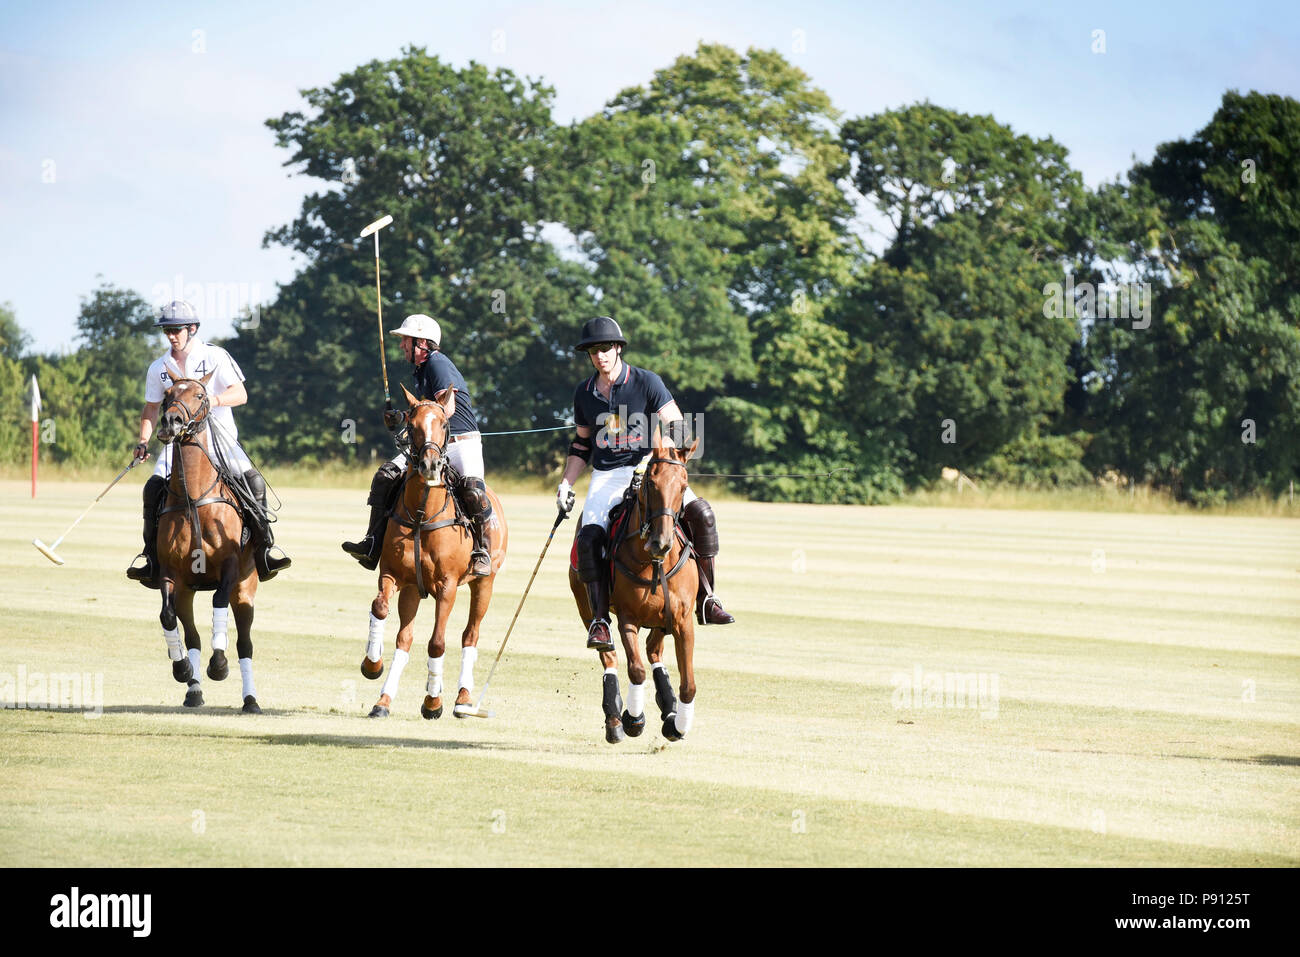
left=389, top=314, right=441, bottom=347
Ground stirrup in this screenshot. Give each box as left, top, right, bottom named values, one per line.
left=126, top=554, right=160, bottom=589
left=469, top=548, right=492, bottom=578
left=697, top=595, right=735, bottom=626
left=586, top=618, right=614, bottom=652
left=342, top=536, right=379, bottom=570
left=257, top=546, right=292, bottom=582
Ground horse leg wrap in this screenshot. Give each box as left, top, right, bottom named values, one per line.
left=381, top=648, right=409, bottom=700
left=602, top=670, right=623, bottom=719
left=652, top=663, right=676, bottom=718
left=187, top=648, right=202, bottom=684
left=458, top=646, right=478, bottom=695
left=426, top=655, right=444, bottom=697
left=211, top=607, right=229, bottom=652
left=626, top=682, right=645, bottom=719
left=365, top=612, right=384, bottom=663
left=673, top=698, right=694, bottom=736
left=239, top=658, right=255, bottom=699
left=163, top=626, right=184, bottom=661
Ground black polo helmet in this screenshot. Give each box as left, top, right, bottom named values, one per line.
left=155, top=300, right=201, bottom=328
left=574, top=316, right=627, bottom=352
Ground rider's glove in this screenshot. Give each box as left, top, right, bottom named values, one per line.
left=383, top=408, right=404, bottom=432
left=557, top=479, right=575, bottom=517
left=132, top=441, right=150, bottom=463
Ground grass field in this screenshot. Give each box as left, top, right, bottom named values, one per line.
left=1, top=477, right=1297, bottom=866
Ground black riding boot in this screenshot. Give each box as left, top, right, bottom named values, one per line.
left=577, top=524, right=613, bottom=651
left=243, top=469, right=291, bottom=581
left=455, top=476, right=493, bottom=578
left=126, top=475, right=168, bottom=588
left=681, top=498, right=735, bottom=625
left=343, top=461, right=403, bottom=570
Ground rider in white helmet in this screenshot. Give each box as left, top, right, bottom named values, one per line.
left=127, top=300, right=291, bottom=585
left=342, top=314, right=494, bottom=578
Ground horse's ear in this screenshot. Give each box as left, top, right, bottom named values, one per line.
left=400, top=383, right=419, bottom=407
left=684, top=437, right=699, bottom=461
left=199, top=372, right=215, bottom=388
left=434, top=387, right=457, bottom=419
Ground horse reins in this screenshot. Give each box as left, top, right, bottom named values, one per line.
left=391, top=402, right=468, bottom=599
left=615, top=455, right=693, bottom=633
left=158, top=387, right=240, bottom=551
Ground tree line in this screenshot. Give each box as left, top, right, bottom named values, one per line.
left=3, top=44, right=1296, bottom=505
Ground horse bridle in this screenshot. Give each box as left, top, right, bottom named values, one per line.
left=637, top=456, right=688, bottom=540
left=161, top=386, right=211, bottom=442
left=407, top=401, right=449, bottom=480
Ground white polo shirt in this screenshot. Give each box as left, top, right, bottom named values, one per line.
left=145, top=339, right=245, bottom=444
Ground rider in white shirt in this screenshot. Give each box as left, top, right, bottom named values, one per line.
left=126, top=300, right=291, bottom=585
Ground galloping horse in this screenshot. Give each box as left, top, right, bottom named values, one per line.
left=154, top=374, right=262, bottom=712
left=569, top=432, right=700, bottom=744
left=360, top=385, right=508, bottom=719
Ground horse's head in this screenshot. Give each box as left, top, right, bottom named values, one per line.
left=401, top=383, right=455, bottom=484
left=641, top=429, right=698, bottom=561
left=156, top=373, right=214, bottom=445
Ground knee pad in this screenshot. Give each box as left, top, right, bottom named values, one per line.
left=458, top=477, right=491, bottom=520
left=368, top=460, right=405, bottom=507
left=143, top=475, right=167, bottom=517
left=576, top=524, right=608, bottom=582
left=682, top=498, right=719, bottom=557
left=242, top=468, right=266, bottom=502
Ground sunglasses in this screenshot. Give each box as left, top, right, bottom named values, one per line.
left=586, top=342, right=618, bottom=356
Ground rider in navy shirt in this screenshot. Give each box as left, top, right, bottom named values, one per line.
left=415, top=350, right=479, bottom=437
left=558, top=316, right=734, bottom=655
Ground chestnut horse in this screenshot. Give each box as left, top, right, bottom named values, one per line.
left=155, top=374, right=262, bottom=712
left=569, top=433, right=700, bottom=744
left=360, top=385, right=508, bottom=719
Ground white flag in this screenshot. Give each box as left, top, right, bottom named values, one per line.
left=30, top=374, right=40, bottom=423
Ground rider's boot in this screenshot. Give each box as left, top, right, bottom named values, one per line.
left=343, top=461, right=403, bottom=570
left=681, top=498, right=735, bottom=625
left=126, top=475, right=168, bottom=588
left=456, top=477, right=494, bottom=578
left=243, top=469, right=291, bottom=581
left=576, top=523, right=614, bottom=651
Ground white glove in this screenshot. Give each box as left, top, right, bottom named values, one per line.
left=556, top=479, right=575, bottom=516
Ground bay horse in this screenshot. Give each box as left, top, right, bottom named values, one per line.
left=360, top=385, right=508, bottom=719
left=154, top=374, right=262, bottom=712
left=568, top=432, right=700, bottom=744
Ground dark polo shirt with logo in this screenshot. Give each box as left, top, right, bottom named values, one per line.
left=414, top=351, right=478, bottom=436
left=573, top=363, right=674, bottom=471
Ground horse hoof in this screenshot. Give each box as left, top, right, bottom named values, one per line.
left=242, top=695, right=261, bottom=714
left=207, top=651, right=228, bottom=682
left=368, top=704, right=389, bottom=718
left=172, top=659, right=194, bottom=684
left=421, top=700, right=443, bottom=720
left=661, top=716, right=683, bottom=742
left=183, top=686, right=204, bottom=708
left=605, top=718, right=625, bottom=744
left=361, top=659, right=384, bottom=680
left=622, top=710, right=646, bottom=737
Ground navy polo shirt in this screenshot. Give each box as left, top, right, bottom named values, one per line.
left=413, top=351, right=479, bottom=436
left=573, top=363, right=674, bottom=470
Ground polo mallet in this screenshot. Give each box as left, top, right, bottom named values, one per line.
left=454, top=507, right=571, bottom=718
left=360, top=214, right=395, bottom=410
left=33, top=458, right=139, bottom=565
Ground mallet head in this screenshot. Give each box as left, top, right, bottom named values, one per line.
left=32, top=539, right=64, bottom=565
left=360, top=214, right=393, bottom=238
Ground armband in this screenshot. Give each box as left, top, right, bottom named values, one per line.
left=567, top=438, right=592, bottom=463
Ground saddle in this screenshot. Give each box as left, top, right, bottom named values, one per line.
left=568, top=483, right=691, bottom=582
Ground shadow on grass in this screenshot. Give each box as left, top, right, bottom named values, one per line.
left=1038, top=746, right=1300, bottom=767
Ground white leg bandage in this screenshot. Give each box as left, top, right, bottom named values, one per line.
left=239, top=657, right=255, bottom=699
left=187, top=648, right=202, bottom=684
left=674, top=699, right=694, bottom=735
left=211, top=607, right=229, bottom=651
left=458, top=646, right=478, bottom=694
left=426, top=655, right=444, bottom=697
left=652, top=661, right=667, bottom=674
left=163, top=627, right=183, bottom=661
left=381, top=648, right=409, bottom=700
left=365, top=612, right=384, bottom=663
left=627, top=682, right=645, bottom=718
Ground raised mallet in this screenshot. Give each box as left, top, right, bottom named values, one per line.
left=454, top=508, right=571, bottom=719
left=359, top=214, right=395, bottom=407
left=33, top=458, right=139, bottom=565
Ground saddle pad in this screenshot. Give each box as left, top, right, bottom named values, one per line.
left=569, top=509, right=632, bottom=573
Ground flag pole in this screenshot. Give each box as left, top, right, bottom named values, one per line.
left=30, top=375, right=40, bottom=498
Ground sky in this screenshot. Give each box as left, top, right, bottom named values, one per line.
left=2, top=0, right=1298, bottom=353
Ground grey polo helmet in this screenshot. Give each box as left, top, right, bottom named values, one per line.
left=155, top=300, right=201, bottom=328
left=574, top=316, right=627, bottom=352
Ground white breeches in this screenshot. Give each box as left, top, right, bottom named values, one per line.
left=391, top=432, right=484, bottom=480
left=580, top=464, right=697, bottom=530
left=152, top=434, right=252, bottom=478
